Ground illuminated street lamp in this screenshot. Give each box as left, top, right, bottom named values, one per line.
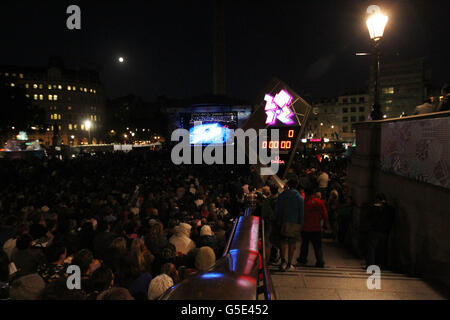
left=84, top=120, right=92, bottom=144
left=366, top=5, right=388, bottom=120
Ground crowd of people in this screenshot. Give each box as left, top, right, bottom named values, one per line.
left=251, top=154, right=354, bottom=272
left=0, top=149, right=262, bottom=300
left=0, top=146, right=357, bottom=300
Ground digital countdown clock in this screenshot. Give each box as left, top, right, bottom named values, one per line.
left=261, top=127, right=299, bottom=150
left=240, top=78, right=312, bottom=179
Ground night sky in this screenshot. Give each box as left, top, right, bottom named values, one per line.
left=1, top=0, right=449, bottom=102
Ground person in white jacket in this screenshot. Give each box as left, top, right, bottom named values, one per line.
left=169, top=222, right=196, bottom=256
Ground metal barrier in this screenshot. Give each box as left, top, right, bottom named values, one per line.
left=160, top=207, right=276, bottom=300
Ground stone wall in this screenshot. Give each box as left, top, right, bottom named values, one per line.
left=347, top=111, right=450, bottom=288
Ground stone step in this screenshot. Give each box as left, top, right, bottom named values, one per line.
left=269, top=267, right=417, bottom=280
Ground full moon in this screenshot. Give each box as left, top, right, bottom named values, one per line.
left=118, top=57, right=124, bottom=63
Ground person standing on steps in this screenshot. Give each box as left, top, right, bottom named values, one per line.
left=298, top=188, right=329, bottom=268
left=275, top=179, right=304, bottom=272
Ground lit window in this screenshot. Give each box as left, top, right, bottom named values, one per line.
left=39, top=94, right=43, bottom=100
left=68, top=106, right=72, bottom=110
left=51, top=125, right=54, bottom=131
left=10, top=83, right=15, bottom=87
left=382, top=87, right=394, bottom=94
left=54, top=95, right=58, bottom=101
left=48, top=95, right=53, bottom=100
left=58, top=85, right=62, bottom=90
left=19, top=73, right=23, bottom=79
left=53, top=113, right=58, bottom=119
left=53, top=85, right=57, bottom=89
left=51, top=114, right=54, bottom=120
left=5, top=72, right=9, bottom=76
left=90, top=115, right=94, bottom=120
left=58, top=125, right=61, bottom=130
left=39, top=84, right=43, bottom=89
left=84, top=88, right=87, bottom=92
left=94, top=115, right=97, bottom=121
left=25, top=94, right=30, bottom=98
left=25, top=83, right=29, bottom=88
left=33, top=94, right=38, bottom=100
left=58, top=114, right=61, bottom=120
left=48, top=84, right=52, bottom=89
left=33, top=84, right=38, bottom=89
left=73, top=86, right=76, bottom=91
left=93, top=89, right=96, bottom=94
left=74, top=124, right=77, bottom=130
left=67, top=86, right=71, bottom=91
left=68, top=124, right=73, bottom=130
left=81, top=124, right=85, bottom=130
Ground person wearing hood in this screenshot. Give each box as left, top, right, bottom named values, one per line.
left=198, top=225, right=218, bottom=256
left=169, top=223, right=196, bottom=256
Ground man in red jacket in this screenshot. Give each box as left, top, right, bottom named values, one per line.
left=297, top=188, right=329, bottom=268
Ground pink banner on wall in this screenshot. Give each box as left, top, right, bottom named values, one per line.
left=380, top=116, right=450, bottom=189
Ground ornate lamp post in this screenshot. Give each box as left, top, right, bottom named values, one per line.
left=366, top=5, right=388, bottom=120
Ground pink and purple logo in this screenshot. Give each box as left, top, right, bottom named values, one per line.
left=264, top=89, right=295, bottom=125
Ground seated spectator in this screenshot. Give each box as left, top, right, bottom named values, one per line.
left=145, top=221, right=169, bottom=259
left=41, top=278, right=87, bottom=300
left=169, top=223, right=196, bottom=256
left=160, top=262, right=180, bottom=284
left=97, top=287, right=134, bottom=300
left=198, top=225, right=218, bottom=255
left=11, top=234, right=44, bottom=278
left=147, top=274, right=174, bottom=300
left=93, top=219, right=116, bottom=261
left=37, top=243, right=69, bottom=283
left=127, top=238, right=154, bottom=300
left=9, top=273, right=46, bottom=300
left=3, top=223, right=29, bottom=260
left=195, top=246, right=216, bottom=272
left=72, top=249, right=101, bottom=292
left=103, top=236, right=127, bottom=269
left=87, top=266, right=114, bottom=299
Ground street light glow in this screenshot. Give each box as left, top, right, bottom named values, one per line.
left=366, top=6, right=388, bottom=41
left=118, top=57, right=124, bottom=63
left=84, top=120, right=92, bottom=130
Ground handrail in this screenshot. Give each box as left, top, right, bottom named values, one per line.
left=260, top=218, right=276, bottom=300
left=160, top=207, right=276, bottom=300
left=222, top=216, right=239, bottom=257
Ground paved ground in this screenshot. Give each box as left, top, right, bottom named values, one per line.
left=269, top=239, right=448, bottom=300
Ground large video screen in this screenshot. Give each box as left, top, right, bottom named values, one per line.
left=189, top=112, right=237, bottom=145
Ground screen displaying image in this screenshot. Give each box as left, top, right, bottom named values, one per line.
left=189, top=122, right=232, bottom=144
left=189, top=112, right=237, bottom=145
